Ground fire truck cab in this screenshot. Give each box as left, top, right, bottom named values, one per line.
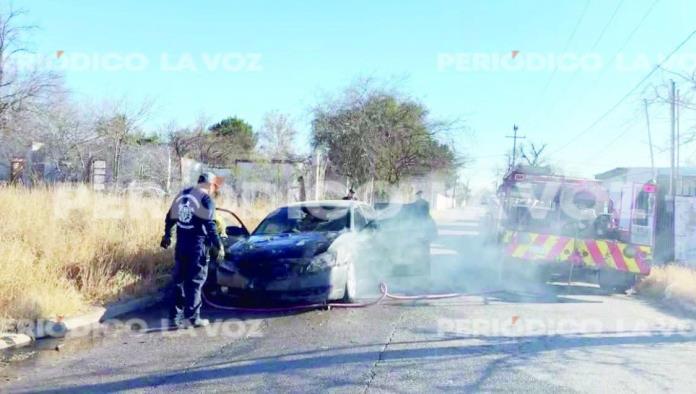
left=494, top=166, right=657, bottom=291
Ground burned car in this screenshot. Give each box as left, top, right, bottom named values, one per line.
left=213, top=200, right=437, bottom=304
left=215, top=201, right=371, bottom=303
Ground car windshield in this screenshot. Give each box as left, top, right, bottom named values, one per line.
left=253, top=206, right=351, bottom=235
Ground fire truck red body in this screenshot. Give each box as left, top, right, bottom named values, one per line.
left=494, top=167, right=657, bottom=290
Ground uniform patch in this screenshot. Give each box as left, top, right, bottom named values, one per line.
left=179, top=201, right=194, bottom=223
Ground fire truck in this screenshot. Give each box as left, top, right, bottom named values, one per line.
left=493, top=166, right=658, bottom=292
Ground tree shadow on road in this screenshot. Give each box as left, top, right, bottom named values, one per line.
left=29, top=329, right=696, bottom=393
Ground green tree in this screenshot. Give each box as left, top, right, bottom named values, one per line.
left=167, top=116, right=257, bottom=167
left=312, top=80, right=459, bottom=185
left=209, top=116, right=256, bottom=152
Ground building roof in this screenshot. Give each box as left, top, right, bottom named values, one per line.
left=595, top=167, right=696, bottom=180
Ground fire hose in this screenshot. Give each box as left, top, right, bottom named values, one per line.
left=204, top=208, right=543, bottom=312
left=202, top=282, right=509, bottom=313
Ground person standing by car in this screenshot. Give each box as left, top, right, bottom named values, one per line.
left=160, top=172, right=224, bottom=328
left=413, top=190, right=436, bottom=278
left=342, top=188, right=356, bottom=200
left=209, top=179, right=228, bottom=264
left=414, top=190, right=430, bottom=215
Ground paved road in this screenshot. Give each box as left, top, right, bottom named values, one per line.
left=2, top=207, right=696, bottom=393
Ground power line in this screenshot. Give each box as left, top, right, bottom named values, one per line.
left=586, top=110, right=641, bottom=161
left=533, top=0, right=660, bottom=137
left=574, top=0, right=661, bottom=103
left=539, top=0, right=626, bottom=126
left=535, top=0, right=592, bottom=100
left=612, top=0, right=661, bottom=55
left=589, top=0, right=625, bottom=51
left=548, top=27, right=696, bottom=157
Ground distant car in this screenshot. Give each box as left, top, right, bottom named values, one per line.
left=213, top=200, right=436, bottom=304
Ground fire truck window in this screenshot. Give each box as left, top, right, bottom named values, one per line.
left=510, top=183, right=532, bottom=199
left=632, top=191, right=649, bottom=226
left=573, top=190, right=596, bottom=209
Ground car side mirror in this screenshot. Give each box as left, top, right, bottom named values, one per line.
left=226, top=225, right=249, bottom=238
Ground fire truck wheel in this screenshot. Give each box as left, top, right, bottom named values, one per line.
left=535, top=265, right=553, bottom=284
left=598, top=270, right=636, bottom=293
left=498, top=260, right=548, bottom=284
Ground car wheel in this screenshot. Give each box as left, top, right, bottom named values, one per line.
left=598, top=269, right=635, bottom=293
left=342, top=263, right=357, bottom=303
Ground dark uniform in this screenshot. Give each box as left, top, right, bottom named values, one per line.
left=342, top=189, right=356, bottom=200
left=414, top=194, right=430, bottom=217
left=162, top=186, right=222, bottom=324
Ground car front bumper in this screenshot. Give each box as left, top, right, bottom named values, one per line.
left=216, top=264, right=348, bottom=303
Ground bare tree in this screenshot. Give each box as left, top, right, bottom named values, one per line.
left=33, top=94, right=100, bottom=180
left=645, top=74, right=696, bottom=160
left=0, top=7, right=60, bottom=133
left=164, top=120, right=196, bottom=183
left=258, top=110, right=297, bottom=158
left=95, top=98, right=153, bottom=184
left=520, top=142, right=548, bottom=167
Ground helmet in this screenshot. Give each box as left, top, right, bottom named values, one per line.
left=197, top=172, right=216, bottom=185
left=198, top=172, right=224, bottom=188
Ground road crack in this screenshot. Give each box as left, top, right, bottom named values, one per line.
left=363, top=310, right=405, bottom=394
left=147, top=318, right=269, bottom=390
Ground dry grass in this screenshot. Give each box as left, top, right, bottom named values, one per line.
left=0, top=185, right=279, bottom=331
left=0, top=185, right=176, bottom=330
left=636, top=265, right=696, bottom=307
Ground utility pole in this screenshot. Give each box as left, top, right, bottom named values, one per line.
left=670, top=80, right=676, bottom=198
left=668, top=80, right=677, bottom=263
left=494, top=167, right=503, bottom=190
left=506, top=124, right=525, bottom=170
left=643, top=99, right=656, bottom=181
left=314, top=150, right=323, bottom=200
left=676, top=89, right=681, bottom=193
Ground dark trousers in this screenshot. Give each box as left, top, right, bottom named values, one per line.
left=169, top=241, right=209, bottom=321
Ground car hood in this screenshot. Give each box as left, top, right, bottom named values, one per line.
left=227, top=231, right=341, bottom=261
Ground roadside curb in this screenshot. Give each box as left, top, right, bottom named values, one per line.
left=2, top=290, right=166, bottom=352
left=101, top=290, right=166, bottom=321
left=0, top=333, right=32, bottom=351
left=637, top=293, right=696, bottom=318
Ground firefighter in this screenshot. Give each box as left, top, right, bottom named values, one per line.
left=342, top=188, right=356, bottom=200
left=160, top=172, right=224, bottom=328
left=209, top=178, right=228, bottom=264
left=412, top=190, right=436, bottom=277
left=414, top=190, right=430, bottom=215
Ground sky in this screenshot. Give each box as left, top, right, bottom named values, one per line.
left=10, top=0, right=696, bottom=190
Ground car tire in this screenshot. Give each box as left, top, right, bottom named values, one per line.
left=342, top=263, right=357, bottom=303
left=598, top=269, right=635, bottom=293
